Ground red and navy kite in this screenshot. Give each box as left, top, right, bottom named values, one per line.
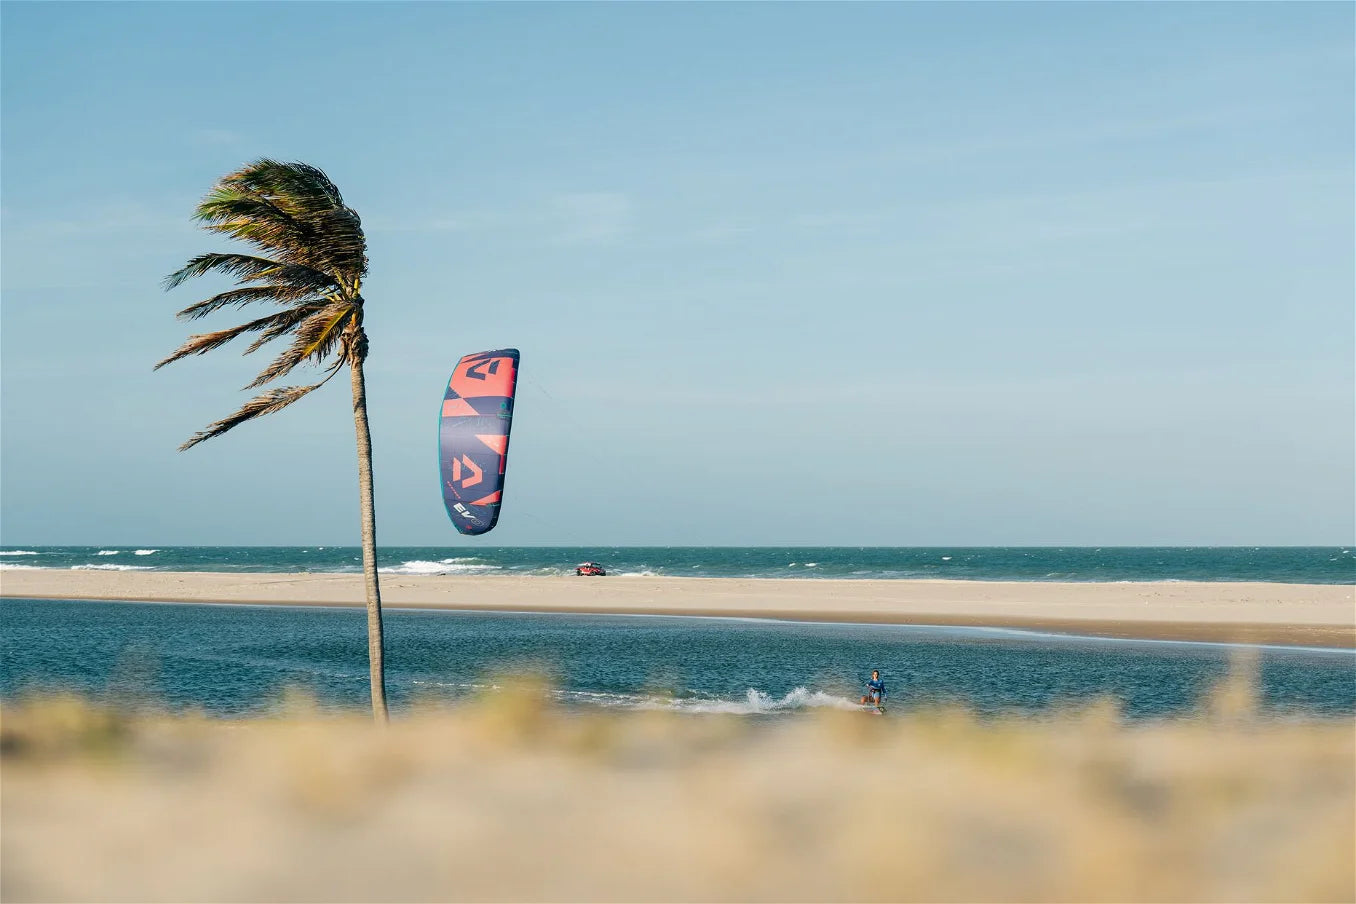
left=439, top=349, right=519, bottom=535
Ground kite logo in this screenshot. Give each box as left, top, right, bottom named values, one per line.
left=465, top=358, right=502, bottom=381
left=452, top=502, right=482, bottom=525
left=450, top=454, right=483, bottom=488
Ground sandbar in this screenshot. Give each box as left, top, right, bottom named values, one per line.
left=2, top=569, right=1352, bottom=647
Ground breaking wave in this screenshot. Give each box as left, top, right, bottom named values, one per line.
left=379, top=558, right=502, bottom=576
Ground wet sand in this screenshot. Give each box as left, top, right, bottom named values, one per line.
left=2, top=569, right=1352, bottom=647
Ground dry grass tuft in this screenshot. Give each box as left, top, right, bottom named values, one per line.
left=2, top=668, right=1352, bottom=902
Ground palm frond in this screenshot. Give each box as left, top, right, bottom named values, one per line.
left=242, top=302, right=330, bottom=355
left=241, top=303, right=354, bottom=389
left=177, top=373, right=339, bottom=451
left=205, top=160, right=367, bottom=286
left=197, top=190, right=308, bottom=249
left=163, top=253, right=335, bottom=293
left=225, top=159, right=346, bottom=217
left=195, top=187, right=335, bottom=278
left=303, top=304, right=356, bottom=364
left=154, top=308, right=319, bottom=370
left=175, top=285, right=320, bottom=321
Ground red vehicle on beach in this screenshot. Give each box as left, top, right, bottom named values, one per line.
left=575, top=562, right=607, bottom=576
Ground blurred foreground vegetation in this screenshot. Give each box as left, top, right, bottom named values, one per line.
left=2, top=668, right=1353, bottom=902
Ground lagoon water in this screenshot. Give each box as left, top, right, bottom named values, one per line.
left=2, top=598, right=1352, bottom=718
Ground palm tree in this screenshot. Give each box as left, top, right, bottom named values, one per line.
left=156, top=159, right=388, bottom=721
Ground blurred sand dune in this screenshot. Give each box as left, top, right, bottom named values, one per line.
left=3, top=674, right=1352, bottom=902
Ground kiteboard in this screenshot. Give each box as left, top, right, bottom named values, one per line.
left=439, top=349, right=519, bottom=536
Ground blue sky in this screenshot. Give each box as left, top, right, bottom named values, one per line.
left=2, top=2, right=1352, bottom=546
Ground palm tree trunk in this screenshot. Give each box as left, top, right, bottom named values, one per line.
left=349, top=355, right=388, bottom=722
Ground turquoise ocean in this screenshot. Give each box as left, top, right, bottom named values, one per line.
left=1, top=545, right=1352, bottom=581
left=2, top=547, right=1352, bottom=718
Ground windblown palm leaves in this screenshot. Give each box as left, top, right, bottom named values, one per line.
left=159, top=159, right=389, bottom=720
left=156, top=159, right=369, bottom=450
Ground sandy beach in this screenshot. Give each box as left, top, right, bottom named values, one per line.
left=2, top=570, right=1351, bottom=648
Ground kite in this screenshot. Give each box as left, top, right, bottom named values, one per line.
left=438, top=348, right=519, bottom=535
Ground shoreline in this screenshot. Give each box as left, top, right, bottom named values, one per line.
left=2, top=570, right=1352, bottom=648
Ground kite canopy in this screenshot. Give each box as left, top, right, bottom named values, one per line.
left=439, top=349, right=519, bottom=535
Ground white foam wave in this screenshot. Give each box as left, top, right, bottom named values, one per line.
left=379, top=559, right=501, bottom=576
left=631, top=687, right=862, bottom=715
left=615, top=570, right=658, bottom=577
left=134, top=549, right=158, bottom=556
left=72, top=564, right=153, bottom=571
left=0, top=563, right=46, bottom=570
left=554, top=689, right=632, bottom=705
left=0, top=550, right=40, bottom=556
left=401, top=684, right=869, bottom=716
left=96, top=550, right=119, bottom=556
left=410, top=680, right=501, bottom=692
left=511, top=566, right=576, bottom=576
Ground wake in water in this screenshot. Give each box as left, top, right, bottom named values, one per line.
left=626, top=686, right=865, bottom=714
left=409, top=682, right=867, bottom=715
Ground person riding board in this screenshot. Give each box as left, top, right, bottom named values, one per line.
left=861, top=669, right=886, bottom=709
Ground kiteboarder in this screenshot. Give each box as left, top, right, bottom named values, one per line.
left=860, top=669, right=886, bottom=709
